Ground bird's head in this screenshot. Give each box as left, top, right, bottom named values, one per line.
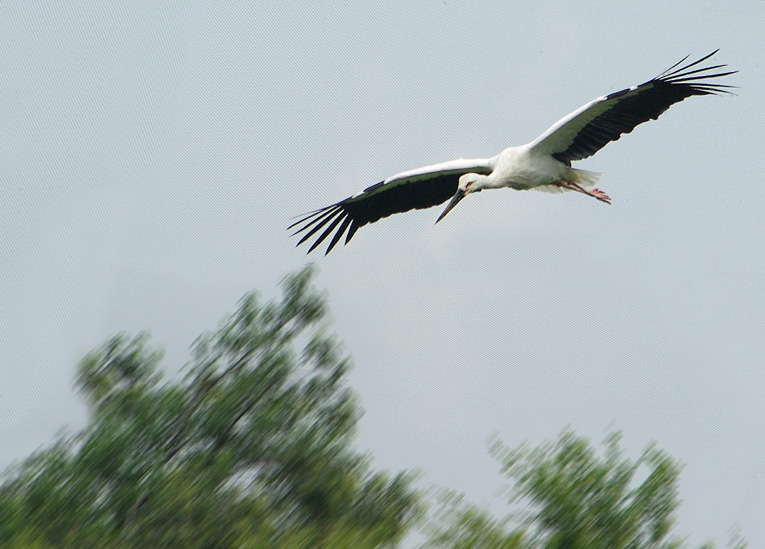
left=436, top=173, right=485, bottom=224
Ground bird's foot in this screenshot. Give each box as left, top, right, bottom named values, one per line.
left=589, top=188, right=611, bottom=204
left=556, top=181, right=612, bottom=205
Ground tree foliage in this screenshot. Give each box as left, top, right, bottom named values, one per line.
left=426, top=429, right=746, bottom=549
left=0, top=265, right=747, bottom=548
left=0, top=265, right=421, bottom=548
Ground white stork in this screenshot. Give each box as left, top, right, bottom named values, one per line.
left=290, top=51, right=735, bottom=255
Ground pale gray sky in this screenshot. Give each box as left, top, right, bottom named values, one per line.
left=2, top=1, right=763, bottom=546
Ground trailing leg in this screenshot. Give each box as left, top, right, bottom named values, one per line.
left=554, top=181, right=611, bottom=204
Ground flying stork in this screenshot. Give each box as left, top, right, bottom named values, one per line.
left=290, top=51, right=735, bottom=255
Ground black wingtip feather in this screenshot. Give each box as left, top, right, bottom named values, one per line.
left=289, top=207, right=336, bottom=235
left=656, top=51, right=737, bottom=95
left=659, top=50, right=719, bottom=79
left=325, top=216, right=352, bottom=255
left=345, top=220, right=360, bottom=245
left=656, top=53, right=691, bottom=78
left=296, top=208, right=342, bottom=246
left=287, top=206, right=332, bottom=231
left=308, top=212, right=345, bottom=254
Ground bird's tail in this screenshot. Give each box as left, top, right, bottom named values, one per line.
left=572, top=168, right=603, bottom=187
left=535, top=168, right=603, bottom=193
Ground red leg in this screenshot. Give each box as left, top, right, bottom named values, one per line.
left=554, top=181, right=611, bottom=205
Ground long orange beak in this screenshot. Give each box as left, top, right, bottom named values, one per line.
left=435, top=188, right=466, bottom=224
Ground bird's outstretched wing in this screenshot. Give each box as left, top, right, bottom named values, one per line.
left=289, top=158, right=496, bottom=255
left=528, top=50, right=736, bottom=164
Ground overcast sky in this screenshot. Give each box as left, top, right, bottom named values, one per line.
left=2, top=1, right=764, bottom=545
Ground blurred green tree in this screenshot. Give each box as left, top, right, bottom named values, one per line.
left=0, top=266, right=421, bottom=548
left=426, top=429, right=746, bottom=549
left=0, top=267, right=747, bottom=548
